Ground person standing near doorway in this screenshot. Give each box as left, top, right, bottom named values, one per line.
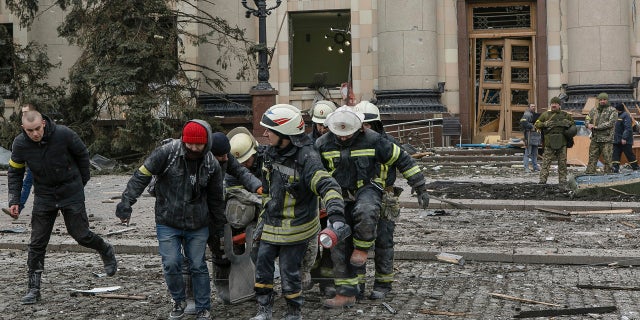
left=520, top=103, right=541, bottom=173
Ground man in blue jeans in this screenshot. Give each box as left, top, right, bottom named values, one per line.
left=115, top=120, right=226, bottom=320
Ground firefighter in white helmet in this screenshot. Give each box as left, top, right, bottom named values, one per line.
left=315, top=106, right=429, bottom=308
left=353, top=101, right=406, bottom=300
left=308, top=100, right=338, bottom=141
left=250, top=104, right=346, bottom=320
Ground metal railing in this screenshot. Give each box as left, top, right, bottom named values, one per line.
left=383, top=118, right=443, bottom=150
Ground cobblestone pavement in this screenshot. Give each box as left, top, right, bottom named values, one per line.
left=0, top=250, right=638, bottom=319
left=1, top=171, right=640, bottom=319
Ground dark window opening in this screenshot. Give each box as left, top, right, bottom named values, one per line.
left=473, top=5, right=531, bottom=30
left=0, top=23, right=13, bottom=98
left=290, top=10, right=351, bottom=90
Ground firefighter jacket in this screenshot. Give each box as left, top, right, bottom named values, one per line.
left=8, top=114, right=90, bottom=208
left=119, top=120, right=226, bottom=233
left=585, top=104, right=617, bottom=143
left=259, top=136, right=344, bottom=245
left=315, top=129, right=426, bottom=194
left=535, top=110, right=574, bottom=149
left=614, top=111, right=634, bottom=144
left=221, top=152, right=262, bottom=192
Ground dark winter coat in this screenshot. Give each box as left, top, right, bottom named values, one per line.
left=614, top=111, right=634, bottom=144
left=119, top=120, right=226, bottom=233
left=8, top=114, right=90, bottom=208
left=315, top=129, right=426, bottom=192
left=259, top=136, right=344, bottom=245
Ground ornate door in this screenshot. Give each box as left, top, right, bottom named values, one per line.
left=475, top=38, right=534, bottom=140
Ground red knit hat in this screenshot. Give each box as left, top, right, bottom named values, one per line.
left=182, top=122, right=208, bottom=144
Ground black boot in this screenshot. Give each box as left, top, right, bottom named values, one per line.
left=100, top=244, right=117, bottom=276
left=21, top=270, right=42, bottom=305
left=283, top=302, right=302, bottom=320
left=632, top=163, right=640, bottom=171
left=250, top=293, right=274, bottom=320
left=612, top=165, right=620, bottom=173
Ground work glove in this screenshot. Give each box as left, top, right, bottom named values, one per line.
left=414, top=185, right=430, bottom=210
left=327, top=211, right=347, bottom=229
left=115, top=201, right=132, bottom=222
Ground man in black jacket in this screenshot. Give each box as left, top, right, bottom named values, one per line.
left=115, top=120, right=225, bottom=320
left=7, top=111, right=117, bottom=305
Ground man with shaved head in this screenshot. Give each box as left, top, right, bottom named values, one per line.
left=7, top=109, right=117, bottom=305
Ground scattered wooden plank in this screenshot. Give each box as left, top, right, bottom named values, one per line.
left=570, top=209, right=632, bottom=215
left=577, top=284, right=640, bottom=291
left=619, top=221, right=638, bottom=229
left=546, top=216, right=572, bottom=222
left=101, top=200, right=115, bottom=203
left=535, top=207, right=570, bottom=216
left=430, top=195, right=472, bottom=209
left=105, top=227, right=137, bottom=236
left=513, top=306, right=616, bottom=318
left=488, top=292, right=564, bottom=307
left=95, top=293, right=147, bottom=300
left=609, top=187, right=632, bottom=195
left=411, top=152, right=431, bottom=159
left=419, top=309, right=468, bottom=316
left=436, top=253, right=465, bottom=266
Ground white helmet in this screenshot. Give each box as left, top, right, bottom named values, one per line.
left=354, top=101, right=381, bottom=122
left=311, top=100, right=337, bottom=124
left=227, top=127, right=258, bottom=163
left=324, top=106, right=363, bottom=136
left=260, top=104, right=305, bottom=136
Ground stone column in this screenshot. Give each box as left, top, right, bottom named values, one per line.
left=567, top=0, right=630, bottom=85
left=377, top=0, right=438, bottom=89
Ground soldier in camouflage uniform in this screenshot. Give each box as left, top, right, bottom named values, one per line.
left=535, top=97, right=575, bottom=187
left=584, top=92, right=617, bottom=174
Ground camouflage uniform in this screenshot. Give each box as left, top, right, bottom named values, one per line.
left=535, top=110, right=574, bottom=185
left=584, top=103, right=617, bottom=174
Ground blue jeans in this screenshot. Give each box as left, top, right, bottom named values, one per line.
left=20, top=168, right=33, bottom=212
left=156, top=224, right=210, bottom=311
left=523, top=144, right=539, bottom=171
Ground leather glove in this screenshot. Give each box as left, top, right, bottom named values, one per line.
left=414, top=185, right=430, bottom=210
left=115, top=201, right=132, bottom=221
left=327, top=212, right=347, bottom=228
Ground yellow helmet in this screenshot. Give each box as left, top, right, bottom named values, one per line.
left=227, top=127, right=258, bottom=163
left=310, top=100, right=337, bottom=124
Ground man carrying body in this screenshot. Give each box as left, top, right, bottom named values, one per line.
left=115, top=120, right=225, bottom=320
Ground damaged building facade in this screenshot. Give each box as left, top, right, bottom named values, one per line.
left=2, top=0, right=640, bottom=144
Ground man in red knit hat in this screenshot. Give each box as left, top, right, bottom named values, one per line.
left=116, top=120, right=225, bottom=320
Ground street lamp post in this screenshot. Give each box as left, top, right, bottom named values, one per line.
left=242, top=0, right=282, bottom=91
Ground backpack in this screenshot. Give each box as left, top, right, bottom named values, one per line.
left=147, top=139, right=180, bottom=196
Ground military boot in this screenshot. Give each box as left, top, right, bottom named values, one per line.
left=250, top=293, right=274, bottom=320
left=21, top=270, right=42, bottom=304
left=100, top=243, right=117, bottom=276
left=369, top=285, right=392, bottom=300
left=323, top=294, right=356, bottom=309
left=282, top=302, right=302, bottom=320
